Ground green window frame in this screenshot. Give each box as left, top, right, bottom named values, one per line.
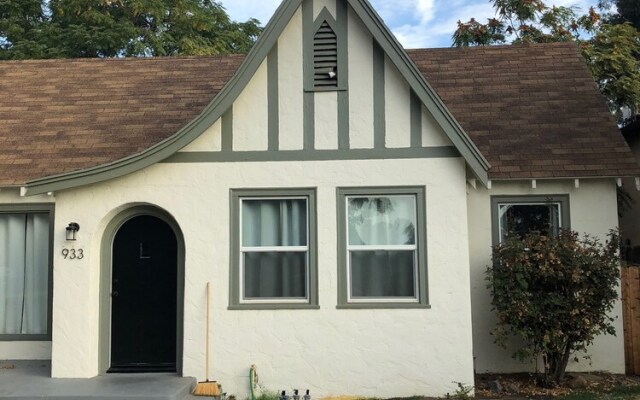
left=0, top=203, right=54, bottom=341
left=490, top=195, right=571, bottom=246
left=337, top=187, right=429, bottom=309
left=229, top=188, right=319, bottom=310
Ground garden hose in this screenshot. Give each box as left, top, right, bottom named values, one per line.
left=249, top=364, right=258, bottom=400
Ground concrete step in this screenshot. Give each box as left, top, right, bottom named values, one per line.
left=0, top=361, right=196, bottom=400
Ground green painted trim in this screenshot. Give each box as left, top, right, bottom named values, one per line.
left=348, top=0, right=489, bottom=183
left=337, top=303, right=431, bottom=309
left=23, top=0, right=490, bottom=196
left=229, top=187, right=319, bottom=310
left=0, top=203, right=54, bottom=342
left=336, top=186, right=429, bottom=309
left=410, top=90, right=422, bottom=147
left=268, top=44, right=279, bottom=151
left=337, top=0, right=350, bottom=149
left=302, top=0, right=315, bottom=149
left=221, top=106, right=233, bottom=152
left=166, top=146, right=460, bottom=163
left=373, top=40, right=385, bottom=149
left=313, top=7, right=337, bottom=31
left=99, top=206, right=186, bottom=374
left=304, top=92, right=315, bottom=150
left=338, top=91, right=350, bottom=149
left=490, top=194, right=571, bottom=247
left=336, top=0, right=349, bottom=91
left=302, top=0, right=315, bottom=92
left=228, top=305, right=321, bottom=310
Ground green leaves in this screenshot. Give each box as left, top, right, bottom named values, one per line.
left=0, top=0, right=263, bottom=59
left=581, top=23, right=640, bottom=119
left=488, top=229, right=621, bottom=385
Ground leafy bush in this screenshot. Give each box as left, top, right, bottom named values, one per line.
left=488, top=229, right=621, bottom=386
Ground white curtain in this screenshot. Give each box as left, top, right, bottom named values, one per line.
left=0, top=213, right=49, bottom=335
left=242, top=199, right=307, bottom=299
left=348, top=196, right=417, bottom=298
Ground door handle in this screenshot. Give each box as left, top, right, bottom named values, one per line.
left=110, top=291, right=119, bottom=297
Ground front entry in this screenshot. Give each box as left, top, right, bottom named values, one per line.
left=109, top=215, right=178, bottom=373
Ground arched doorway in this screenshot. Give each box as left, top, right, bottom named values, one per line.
left=100, top=207, right=184, bottom=374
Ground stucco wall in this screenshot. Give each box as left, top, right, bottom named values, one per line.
left=467, top=179, right=625, bottom=373
left=47, top=156, right=474, bottom=398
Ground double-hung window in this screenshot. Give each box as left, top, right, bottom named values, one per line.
left=491, top=195, right=570, bottom=245
left=337, top=187, right=428, bottom=308
left=230, top=189, right=318, bottom=309
left=0, top=205, right=53, bottom=340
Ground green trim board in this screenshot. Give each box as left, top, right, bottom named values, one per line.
left=268, top=44, right=280, bottom=151
left=347, top=0, right=489, bottom=181
left=23, top=0, right=489, bottom=196
left=165, top=146, right=460, bottom=163
left=336, top=186, right=429, bottom=309
left=410, top=90, right=422, bottom=147
left=337, top=0, right=350, bottom=149
left=221, top=106, right=233, bottom=152
left=0, top=203, right=55, bottom=342
left=373, top=40, right=385, bottom=149
left=229, top=187, right=319, bottom=310
left=490, top=195, right=571, bottom=247
left=302, top=0, right=315, bottom=92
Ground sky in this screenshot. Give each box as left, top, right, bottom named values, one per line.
left=219, top=0, right=600, bottom=48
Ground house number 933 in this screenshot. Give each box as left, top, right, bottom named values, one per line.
left=62, top=248, right=84, bottom=260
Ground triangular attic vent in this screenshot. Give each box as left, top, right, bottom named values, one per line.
left=314, top=21, right=338, bottom=89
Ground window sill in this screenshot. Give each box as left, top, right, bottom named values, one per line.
left=228, top=304, right=320, bottom=310
left=0, top=335, right=51, bottom=341
left=336, top=303, right=431, bottom=310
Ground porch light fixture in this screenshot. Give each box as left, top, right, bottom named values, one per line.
left=66, top=223, right=80, bottom=241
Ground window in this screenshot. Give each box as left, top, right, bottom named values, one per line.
left=491, top=195, right=570, bottom=245
left=0, top=205, right=53, bottom=340
left=337, top=187, right=428, bottom=308
left=229, top=189, right=318, bottom=309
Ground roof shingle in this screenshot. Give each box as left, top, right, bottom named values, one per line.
left=0, top=42, right=637, bottom=186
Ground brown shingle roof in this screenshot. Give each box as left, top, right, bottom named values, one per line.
left=0, top=42, right=637, bottom=187
left=0, top=55, right=244, bottom=186
left=407, top=42, right=640, bottom=180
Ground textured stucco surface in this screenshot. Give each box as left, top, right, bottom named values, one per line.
left=384, top=57, right=411, bottom=149
left=314, top=92, right=339, bottom=150
left=47, top=155, right=474, bottom=398
left=278, top=7, right=305, bottom=151
left=467, top=180, right=625, bottom=373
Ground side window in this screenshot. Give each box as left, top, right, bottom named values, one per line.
left=229, top=189, right=318, bottom=309
left=337, top=187, right=428, bottom=308
left=0, top=205, right=53, bottom=340
left=491, top=195, right=570, bottom=245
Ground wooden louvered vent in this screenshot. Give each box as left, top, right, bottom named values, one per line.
left=314, top=21, right=338, bottom=89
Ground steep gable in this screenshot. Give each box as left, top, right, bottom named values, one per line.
left=19, top=0, right=489, bottom=195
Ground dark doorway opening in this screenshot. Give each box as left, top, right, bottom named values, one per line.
left=109, top=215, right=178, bottom=373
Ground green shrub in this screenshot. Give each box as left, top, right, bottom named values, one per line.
left=488, top=229, right=620, bottom=386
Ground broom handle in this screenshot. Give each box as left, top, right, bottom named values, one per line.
left=206, top=281, right=210, bottom=381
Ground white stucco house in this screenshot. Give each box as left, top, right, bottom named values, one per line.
left=1, top=0, right=639, bottom=397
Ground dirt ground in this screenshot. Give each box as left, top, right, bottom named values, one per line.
left=474, top=372, right=640, bottom=398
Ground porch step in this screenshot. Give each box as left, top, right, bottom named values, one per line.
left=0, top=361, right=196, bottom=400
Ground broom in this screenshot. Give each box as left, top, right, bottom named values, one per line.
left=193, top=282, right=221, bottom=397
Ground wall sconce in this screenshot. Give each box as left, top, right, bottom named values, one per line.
left=66, top=223, right=80, bottom=241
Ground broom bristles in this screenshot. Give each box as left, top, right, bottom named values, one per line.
left=192, top=381, right=221, bottom=397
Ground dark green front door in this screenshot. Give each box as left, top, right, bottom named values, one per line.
left=109, top=215, right=178, bottom=373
